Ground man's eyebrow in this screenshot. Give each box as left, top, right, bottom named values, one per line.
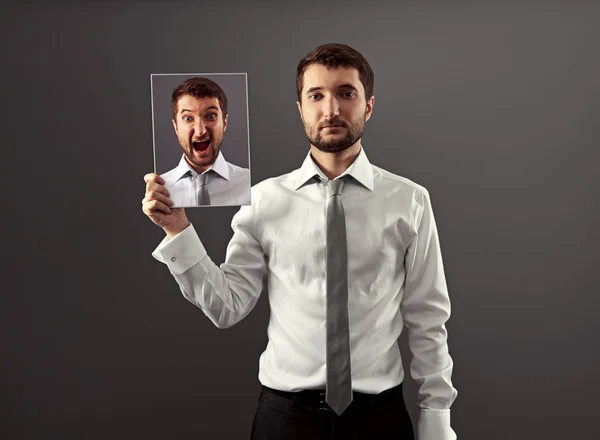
left=179, top=106, right=219, bottom=114
left=306, top=86, right=323, bottom=95
left=337, top=83, right=359, bottom=92
left=305, top=84, right=359, bottom=94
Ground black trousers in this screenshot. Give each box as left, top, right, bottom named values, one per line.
left=250, top=383, right=415, bottom=440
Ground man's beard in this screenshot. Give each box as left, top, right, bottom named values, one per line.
left=304, top=116, right=365, bottom=153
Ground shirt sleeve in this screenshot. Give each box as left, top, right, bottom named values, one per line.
left=400, top=189, right=458, bottom=440
left=151, top=200, right=268, bottom=329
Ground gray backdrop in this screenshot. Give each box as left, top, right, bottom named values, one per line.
left=151, top=73, right=250, bottom=173
left=2, top=1, right=599, bottom=440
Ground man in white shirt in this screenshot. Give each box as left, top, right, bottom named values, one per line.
left=160, top=77, right=251, bottom=207
left=142, top=43, right=458, bottom=440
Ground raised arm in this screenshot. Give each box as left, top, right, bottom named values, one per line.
left=143, top=173, right=268, bottom=328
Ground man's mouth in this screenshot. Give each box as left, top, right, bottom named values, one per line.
left=192, top=140, right=211, bottom=152
left=321, top=123, right=345, bottom=130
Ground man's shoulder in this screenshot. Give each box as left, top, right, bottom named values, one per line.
left=248, top=168, right=302, bottom=201
left=226, top=161, right=250, bottom=174
left=371, top=163, right=430, bottom=199
left=252, top=168, right=298, bottom=189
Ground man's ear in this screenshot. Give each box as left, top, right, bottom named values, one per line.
left=296, top=101, right=304, bottom=122
left=172, top=119, right=178, bottom=135
left=364, top=95, right=375, bottom=122
left=223, top=114, right=228, bottom=132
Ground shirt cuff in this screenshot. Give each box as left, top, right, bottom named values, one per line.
left=417, top=408, right=456, bottom=440
left=151, top=223, right=208, bottom=275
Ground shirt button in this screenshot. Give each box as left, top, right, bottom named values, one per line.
left=171, top=257, right=176, bottom=262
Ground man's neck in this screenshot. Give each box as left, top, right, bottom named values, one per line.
left=310, top=142, right=361, bottom=180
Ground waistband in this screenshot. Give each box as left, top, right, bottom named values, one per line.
left=261, top=383, right=403, bottom=411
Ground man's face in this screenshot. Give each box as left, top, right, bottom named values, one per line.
left=172, top=94, right=228, bottom=172
left=297, top=64, right=374, bottom=153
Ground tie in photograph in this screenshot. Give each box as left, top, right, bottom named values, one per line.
left=198, top=172, right=211, bottom=205
left=325, top=178, right=353, bottom=415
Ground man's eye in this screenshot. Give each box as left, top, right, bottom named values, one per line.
left=183, top=116, right=192, bottom=122
left=343, top=92, right=356, bottom=98
left=309, top=94, right=322, bottom=100
left=206, top=114, right=217, bottom=120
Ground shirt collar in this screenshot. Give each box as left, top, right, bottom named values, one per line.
left=209, top=150, right=230, bottom=180
left=293, top=146, right=374, bottom=191
left=173, top=150, right=231, bottom=182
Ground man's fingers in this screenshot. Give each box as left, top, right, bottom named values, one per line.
left=144, top=173, right=165, bottom=185
left=143, top=173, right=158, bottom=183
left=145, top=181, right=170, bottom=197
left=143, top=199, right=172, bottom=215
left=147, top=190, right=174, bottom=207
left=142, top=173, right=172, bottom=217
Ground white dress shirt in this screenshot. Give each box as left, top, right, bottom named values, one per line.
left=152, top=147, right=458, bottom=440
left=160, top=151, right=251, bottom=207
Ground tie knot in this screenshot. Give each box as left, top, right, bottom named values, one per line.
left=327, top=178, right=345, bottom=196
left=199, top=172, right=209, bottom=185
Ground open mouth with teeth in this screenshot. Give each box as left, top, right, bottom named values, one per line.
left=192, top=140, right=211, bottom=152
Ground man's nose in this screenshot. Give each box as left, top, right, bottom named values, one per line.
left=322, top=96, right=340, bottom=119
left=193, top=120, right=207, bottom=136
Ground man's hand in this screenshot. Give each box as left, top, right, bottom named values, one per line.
left=142, top=173, right=190, bottom=238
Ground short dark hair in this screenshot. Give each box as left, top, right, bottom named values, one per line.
left=171, top=77, right=228, bottom=120
left=296, top=43, right=374, bottom=103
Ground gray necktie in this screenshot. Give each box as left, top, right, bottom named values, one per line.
left=325, top=178, right=353, bottom=415
left=198, top=172, right=211, bottom=206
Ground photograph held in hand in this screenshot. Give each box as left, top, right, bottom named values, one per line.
left=150, top=73, right=252, bottom=208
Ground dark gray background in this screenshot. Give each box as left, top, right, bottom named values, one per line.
left=151, top=73, right=250, bottom=173
left=2, top=1, right=599, bottom=439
